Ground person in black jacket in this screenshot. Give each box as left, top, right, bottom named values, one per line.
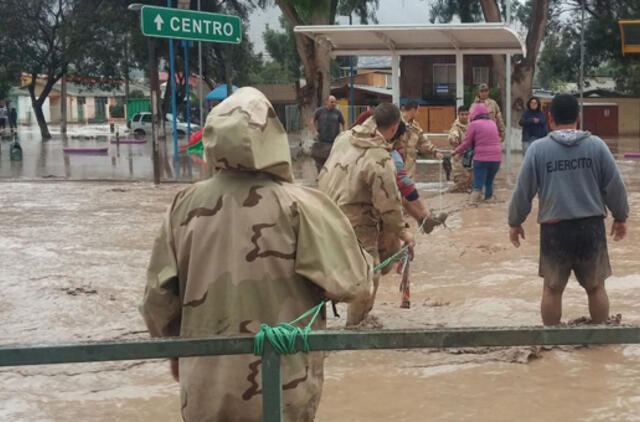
left=519, top=96, right=548, bottom=157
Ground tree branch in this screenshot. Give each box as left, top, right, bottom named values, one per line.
left=275, top=0, right=303, bottom=27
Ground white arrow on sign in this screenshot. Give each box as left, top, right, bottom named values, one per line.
left=154, top=14, right=164, bottom=31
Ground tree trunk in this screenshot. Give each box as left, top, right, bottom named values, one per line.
left=27, top=73, right=59, bottom=140
left=60, top=74, right=67, bottom=134
left=480, top=0, right=550, bottom=126
left=124, top=36, right=130, bottom=108
left=511, top=0, right=550, bottom=124
left=276, top=0, right=332, bottom=132
left=31, top=95, right=50, bottom=140
left=479, top=0, right=506, bottom=109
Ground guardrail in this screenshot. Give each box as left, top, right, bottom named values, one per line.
left=1, top=326, right=639, bottom=421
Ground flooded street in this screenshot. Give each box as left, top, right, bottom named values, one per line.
left=1, top=130, right=640, bottom=421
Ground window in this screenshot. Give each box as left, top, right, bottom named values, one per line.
left=132, top=113, right=141, bottom=122
left=141, top=114, right=152, bottom=123
left=473, top=67, right=489, bottom=85
left=433, top=63, right=456, bottom=96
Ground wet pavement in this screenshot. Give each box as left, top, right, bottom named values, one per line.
left=1, top=128, right=640, bottom=421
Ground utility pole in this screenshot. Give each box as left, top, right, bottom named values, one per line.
left=198, top=0, right=204, bottom=126
left=149, top=38, right=161, bottom=185
left=505, top=0, right=512, bottom=183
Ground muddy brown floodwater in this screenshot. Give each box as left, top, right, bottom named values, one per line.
left=1, top=138, right=640, bottom=421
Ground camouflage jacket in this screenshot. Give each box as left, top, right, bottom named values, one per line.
left=448, top=118, right=468, bottom=148
left=473, top=96, right=506, bottom=141
left=402, top=116, right=438, bottom=178
left=140, top=88, right=373, bottom=422
left=317, top=116, right=406, bottom=252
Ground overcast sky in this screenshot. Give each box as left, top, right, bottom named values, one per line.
left=247, top=0, right=433, bottom=57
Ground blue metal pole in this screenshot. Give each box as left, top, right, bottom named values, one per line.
left=184, top=41, right=191, bottom=141
left=168, top=0, right=179, bottom=179
left=349, top=13, right=354, bottom=125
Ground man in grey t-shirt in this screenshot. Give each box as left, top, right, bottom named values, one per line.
left=508, top=93, right=628, bottom=326
left=309, top=95, right=345, bottom=171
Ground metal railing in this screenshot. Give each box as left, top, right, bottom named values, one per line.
left=2, top=326, right=640, bottom=421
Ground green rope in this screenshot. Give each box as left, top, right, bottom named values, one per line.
left=253, top=300, right=326, bottom=356
left=373, top=218, right=427, bottom=272
left=253, top=217, right=430, bottom=356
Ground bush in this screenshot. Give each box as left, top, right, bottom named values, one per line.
left=129, top=89, right=145, bottom=98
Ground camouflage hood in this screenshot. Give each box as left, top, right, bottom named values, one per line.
left=349, top=116, right=393, bottom=151
left=202, top=87, right=294, bottom=182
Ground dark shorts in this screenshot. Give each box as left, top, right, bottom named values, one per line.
left=539, top=216, right=611, bottom=290
left=311, top=141, right=333, bottom=171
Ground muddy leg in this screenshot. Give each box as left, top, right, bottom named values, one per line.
left=585, top=283, right=609, bottom=324
left=541, top=283, right=564, bottom=326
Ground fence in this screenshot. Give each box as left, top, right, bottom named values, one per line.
left=1, top=325, right=639, bottom=421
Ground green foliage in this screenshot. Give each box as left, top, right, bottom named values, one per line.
left=248, top=60, right=293, bottom=84
left=610, top=61, right=640, bottom=96
left=260, top=16, right=301, bottom=82
left=429, top=0, right=484, bottom=23
left=536, top=30, right=580, bottom=89
left=0, top=0, right=136, bottom=137
left=338, top=0, right=379, bottom=23
left=540, top=0, right=640, bottom=95
left=129, top=89, right=146, bottom=99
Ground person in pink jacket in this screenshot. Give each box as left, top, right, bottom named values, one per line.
left=453, top=102, right=502, bottom=202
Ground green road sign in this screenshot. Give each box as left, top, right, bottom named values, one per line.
left=140, top=5, right=241, bottom=44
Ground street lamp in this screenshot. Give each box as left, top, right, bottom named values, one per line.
left=128, top=3, right=161, bottom=184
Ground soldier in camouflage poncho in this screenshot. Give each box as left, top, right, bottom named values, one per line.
left=140, top=87, right=374, bottom=422
left=474, top=83, right=506, bottom=141
left=448, top=105, right=473, bottom=193
left=318, top=103, right=414, bottom=325
left=401, top=100, right=443, bottom=179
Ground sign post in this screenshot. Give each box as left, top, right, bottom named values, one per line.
left=138, top=5, right=241, bottom=180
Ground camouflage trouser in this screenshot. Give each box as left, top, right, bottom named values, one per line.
left=449, top=154, right=473, bottom=193
left=347, top=227, right=401, bottom=325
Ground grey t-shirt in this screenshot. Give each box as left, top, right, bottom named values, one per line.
left=313, top=107, right=344, bottom=143
left=508, top=130, right=628, bottom=226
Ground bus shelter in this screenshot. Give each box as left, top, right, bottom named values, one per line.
left=293, top=23, right=525, bottom=177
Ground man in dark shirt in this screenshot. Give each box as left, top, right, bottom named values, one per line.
left=310, top=95, right=345, bottom=172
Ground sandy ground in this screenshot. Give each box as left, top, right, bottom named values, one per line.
left=1, top=139, right=640, bottom=420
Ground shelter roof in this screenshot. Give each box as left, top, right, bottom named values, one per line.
left=294, top=23, right=525, bottom=56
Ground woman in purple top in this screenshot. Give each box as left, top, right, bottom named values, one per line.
left=453, top=103, right=502, bottom=202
